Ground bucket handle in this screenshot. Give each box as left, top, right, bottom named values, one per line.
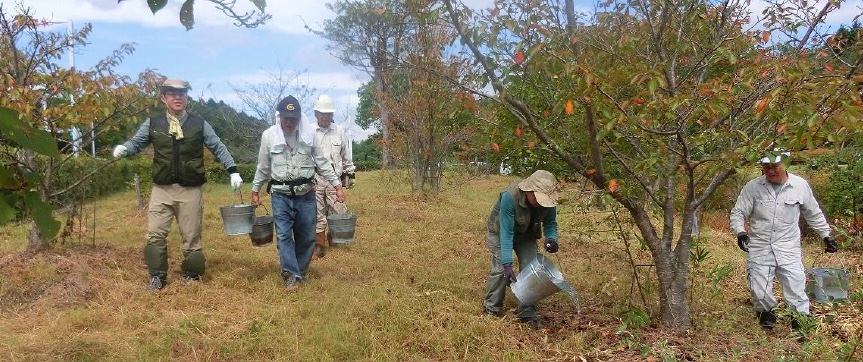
left=812, top=250, right=846, bottom=270
left=233, top=189, right=247, bottom=206
left=256, top=202, right=270, bottom=216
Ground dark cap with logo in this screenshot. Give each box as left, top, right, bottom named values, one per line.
left=277, top=96, right=301, bottom=119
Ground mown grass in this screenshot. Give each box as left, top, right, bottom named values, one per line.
left=1, top=170, right=862, bottom=361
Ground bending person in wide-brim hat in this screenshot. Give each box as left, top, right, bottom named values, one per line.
left=483, top=169, right=561, bottom=329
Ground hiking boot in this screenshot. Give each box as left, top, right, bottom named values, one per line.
left=757, top=310, right=776, bottom=330
left=147, top=276, right=166, bottom=292
left=282, top=272, right=301, bottom=292
left=484, top=308, right=501, bottom=318
left=182, top=273, right=201, bottom=284
left=311, top=245, right=326, bottom=260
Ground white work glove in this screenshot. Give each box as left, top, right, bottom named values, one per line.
left=112, top=145, right=127, bottom=158
left=230, top=173, right=243, bottom=191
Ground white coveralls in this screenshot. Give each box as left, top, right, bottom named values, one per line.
left=729, top=172, right=831, bottom=315
left=313, top=123, right=355, bottom=233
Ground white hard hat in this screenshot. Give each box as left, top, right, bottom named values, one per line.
left=313, top=95, right=335, bottom=113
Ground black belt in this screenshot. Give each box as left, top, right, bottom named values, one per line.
left=267, top=176, right=314, bottom=196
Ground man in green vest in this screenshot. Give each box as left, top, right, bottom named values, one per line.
left=112, top=78, right=243, bottom=292
left=483, top=170, right=560, bottom=328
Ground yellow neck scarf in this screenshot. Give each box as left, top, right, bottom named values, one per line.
left=166, top=111, right=185, bottom=140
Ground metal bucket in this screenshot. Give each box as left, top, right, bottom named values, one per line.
left=249, top=215, right=274, bottom=247
left=219, top=204, right=255, bottom=235
left=510, top=254, right=566, bottom=306
left=327, top=213, right=358, bottom=245
left=806, top=267, right=850, bottom=303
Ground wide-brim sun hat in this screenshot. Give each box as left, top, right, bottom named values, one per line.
left=518, top=170, right=559, bottom=207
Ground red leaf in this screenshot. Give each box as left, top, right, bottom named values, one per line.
left=491, top=142, right=500, bottom=152
left=514, top=50, right=524, bottom=65
left=755, top=98, right=770, bottom=113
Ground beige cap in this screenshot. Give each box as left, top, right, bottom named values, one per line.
left=161, top=78, right=191, bottom=91
left=518, top=170, right=559, bottom=207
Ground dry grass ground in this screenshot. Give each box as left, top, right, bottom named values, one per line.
left=1, top=170, right=861, bottom=361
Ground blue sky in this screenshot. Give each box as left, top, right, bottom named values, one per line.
left=1, top=0, right=859, bottom=141
left=0, top=0, right=395, bottom=140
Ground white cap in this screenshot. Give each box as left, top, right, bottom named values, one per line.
left=313, top=95, right=335, bottom=113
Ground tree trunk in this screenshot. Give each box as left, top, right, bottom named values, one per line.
left=630, top=204, right=692, bottom=328
left=654, top=249, right=691, bottom=327
left=373, top=70, right=392, bottom=169
left=27, top=220, right=44, bottom=252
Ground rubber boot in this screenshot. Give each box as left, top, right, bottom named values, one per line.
left=757, top=310, right=776, bottom=330
left=312, top=232, right=327, bottom=260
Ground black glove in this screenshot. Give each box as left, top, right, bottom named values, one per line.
left=544, top=238, right=558, bottom=253
left=502, top=264, right=516, bottom=284
left=736, top=232, right=749, bottom=252
left=823, top=236, right=838, bottom=253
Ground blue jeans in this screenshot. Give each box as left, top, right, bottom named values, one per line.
left=271, top=191, right=317, bottom=278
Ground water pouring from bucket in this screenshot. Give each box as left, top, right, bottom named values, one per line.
left=510, top=254, right=580, bottom=313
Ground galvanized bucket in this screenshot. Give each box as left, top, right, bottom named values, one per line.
left=219, top=191, right=255, bottom=236
left=249, top=204, right=273, bottom=247
left=327, top=213, right=358, bottom=245
left=510, top=254, right=568, bottom=306
left=806, top=253, right=851, bottom=304
left=806, top=267, right=850, bottom=303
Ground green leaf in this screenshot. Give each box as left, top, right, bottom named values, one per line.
left=0, top=106, right=60, bottom=157
left=648, top=79, right=657, bottom=95
left=148, top=0, right=168, bottom=14
left=728, top=51, right=737, bottom=64
left=180, top=0, right=195, bottom=30
left=0, top=165, right=21, bottom=189
left=24, top=191, right=60, bottom=240
left=0, top=195, right=17, bottom=225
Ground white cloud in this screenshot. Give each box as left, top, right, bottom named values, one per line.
left=4, top=0, right=337, bottom=33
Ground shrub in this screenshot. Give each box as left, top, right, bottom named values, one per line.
left=46, top=156, right=152, bottom=211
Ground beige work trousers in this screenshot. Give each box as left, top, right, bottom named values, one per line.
left=147, top=184, right=204, bottom=252
left=314, top=173, right=347, bottom=233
